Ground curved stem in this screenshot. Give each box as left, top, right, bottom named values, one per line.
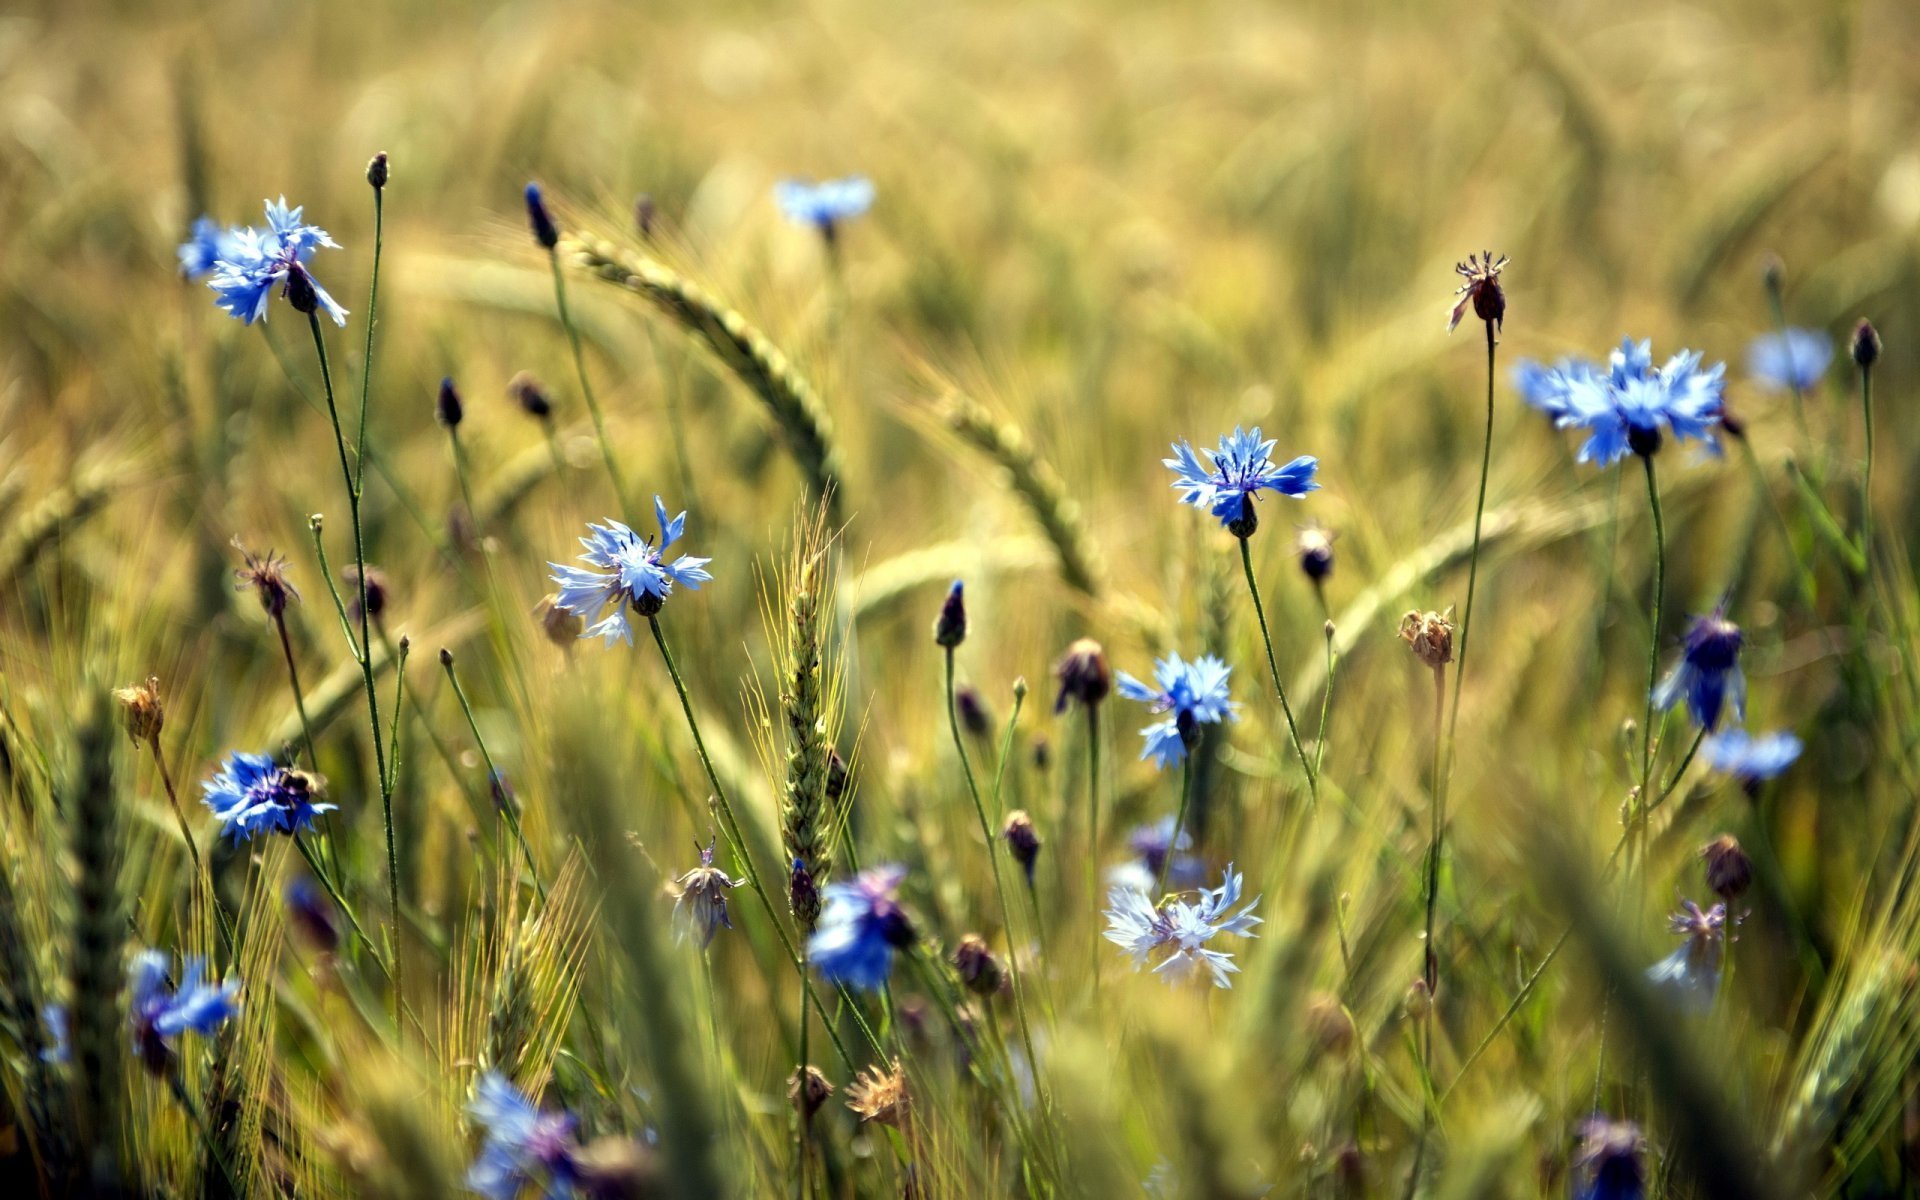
left=547, top=249, right=633, bottom=522
left=1445, top=322, right=1498, bottom=776
left=1640, top=456, right=1667, bottom=822
left=1238, top=537, right=1317, bottom=799
left=440, top=656, right=545, bottom=902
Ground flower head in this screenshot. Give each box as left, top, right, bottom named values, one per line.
left=1116, top=652, right=1238, bottom=769
left=1702, top=728, right=1800, bottom=786
left=1164, top=427, right=1318, bottom=535
left=200, top=751, right=336, bottom=841
left=808, top=865, right=913, bottom=991
left=1296, top=523, right=1335, bottom=583
left=1545, top=338, right=1725, bottom=465
left=548, top=498, right=713, bottom=645
left=951, top=934, right=1006, bottom=996
left=1574, top=1116, right=1646, bottom=1200
left=1700, top=835, right=1752, bottom=902
left=1447, top=251, right=1508, bottom=334
left=129, top=950, right=239, bottom=1074
left=932, top=580, right=967, bottom=648
left=1002, top=810, right=1041, bottom=885
left=112, top=676, right=165, bottom=745
left=789, top=1065, right=834, bottom=1119
left=177, top=217, right=248, bottom=279
left=1103, top=864, right=1263, bottom=988
left=1747, top=328, right=1832, bottom=392
left=672, top=838, right=745, bottom=949
left=1852, top=319, right=1881, bottom=369
left=205, top=198, right=347, bottom=327
left=1653, top=609, right=1745, bottom=730
left=1399, top=608, right=1455, bottom=672
left=1644, top=899, right=1731, bottom=1014
left=1053, top=638, right=1112, bottom=713
left=845, top=1059, right=908, bottom=1128
left=1512, top=356, right=1605, bottom=423
left=775, top=177, right=874, bottom=237
left=524, top=182, right=560, bottom=250
left=508, top=371, right=554, bottom=420
left=466, top=1071, right=581, bottom=1200
left=234, top=541, right=299, bottom=618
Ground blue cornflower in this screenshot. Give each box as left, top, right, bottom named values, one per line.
left=775, top=176, right=874, bottom=236
left=1164, top=427, right=1318, bottom=535
left=1653, top=609, right=1745, bottom=730
left=40, top=1003, right=68, bottom=1065
left=1103, top=864, right=1263, bottom=988
left=129, top=949, right=239, bottom=1073
left=1644, top=899, right=1729, bottom=1015
left=1574, top=1116, right=1646, bottom=1200
left=1116, top=652, right=1238, bottom=769
left=177, top=217, right=248, bottom=279
left=808, top=864, right=913, bottom=992
left=1511, top=356, right=1603, bottom=423
left=1106, top=816, right=1205, bottom=894
left=466, top=1071, right=582, bottom=1200
left=1545, top=338, right=1725, bottom=465
left=1748, top=328, right=1832, bottom=392
left=201, top=751, right=336, bottom=841
left=1703, top=729, right=1801, bottom=785
left=205, top=198, right=348, bottom=327
left=547, top=497, right=714, bottom=646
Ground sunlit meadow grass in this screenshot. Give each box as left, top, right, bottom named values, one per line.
left=2, top=1, right=1919, bottom=1196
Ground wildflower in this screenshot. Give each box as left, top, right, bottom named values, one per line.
left=1653, top=609, right=1745, bottom=730
left=932, top=580, right=967, bottom=648
left=1852, top=319, right=1881, bottom=369
left=788, top=1065, right=834, bottom=1119
left=205, top=198, right=348, bottom=327
left=1511, top=356, right=1604, bottom=423
left=1003, top=811, right=1041, bottom=885
left=547, top=498, right=713, bottom=645
left=1116, top=652, right=1238, bottom=769
left=1747, top=328, right=1832, bottom=392
left=1573, top=1116, right=1645, bottom=1200
left=177, top=217, right=247, bottom=279
left=200, top=751, right=336, bottom=841
left=524, top=182, right=560, bottom=250
left=466, top=1071, right=581, bottom=1200
left=1702, top=728, right=1801, bottom=787
left=775, top=176, right=874, bottom=241
left=234, top=541, right=299, bottom=618
left=1399, top=609, right=1455, bottom=671
left=1447, top=251, right=1508, bottom=334
left=112, top=676, right=165, bottom=744
left=1644, top=899, right=1730, bottom=1014
left=808, top=865, right=914, bottom=991
left=284, top=877, right=340, bottom=953
left=1550, top=338, right=1726, bottom=464
left=951, top=934, right=1005, bottom=996
left=1164, top=426, right=1318, bottom=537
left=1053, top=638, right=1112, bottom=713
left=129, top=950, right=239, bottom=1075
left=1108, top=815, right=1204, bottom=893
left=1296, top=523, right=1335, bottom=583
left=1103, top=864, right=1262, bottom=988
left=508, top=371, right=554, bottom=420
left=845, top=1059, right=908, bottom=1127
left=436, top=376, right=464, bottom=428
left=672, top=838, right=745, bottom=949
left=366, top=151, right=389, bottom=190
left=1700, top=835, right=1752, bottom=903
left=40, top=1004, right=68, bottom=1065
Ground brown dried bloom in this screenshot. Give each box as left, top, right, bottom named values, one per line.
left=1398, top=609, right=1455, bottom=671
left=846, top=1059, right=909, bottom=1128
left=233, top=540, right=300, bottom=618
left=112, top=676, right=165, bottom=745
left=1448, top=251, right=1508, bottom=335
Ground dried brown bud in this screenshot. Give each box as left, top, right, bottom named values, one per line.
left=845, top=1060, right=909, bottom=1128
left=233, top=540, right=300, bottom=619
left=950, top=934, right=1005, bottom=997
left=1398, top=609, right=1455, bottom=671
left=112, top=676, right=165, bottom=745
left=1701, top=834, right=1752, bottom=902
left=788, top=1065, right=834, bottom=1119
left=534, top=594, right=585, bottom=648
left=1053, top=638, right=1112, bottom=713
left=1002, top=810, right=1040, bottom=884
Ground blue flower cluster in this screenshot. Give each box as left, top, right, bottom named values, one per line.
left=1116, top=653, right=1238, bottom=768
left=548, top=498, right=713, bottom=645
left=201, top=751, right=336, bottom=840
left=179, top=198, right=348, bottom=327
left=1652, top=610, right=1745, bottom=731
left=1702, top=728, right=1802, bottom=784
left=1513, top=338, right=1725, bottom=464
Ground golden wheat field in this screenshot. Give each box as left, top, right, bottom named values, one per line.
left=2, top=0, right=1919, bottom=1196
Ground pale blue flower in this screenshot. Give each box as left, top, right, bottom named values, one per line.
left=808, top=865, right=911, bottom=991
left=1116, top=653, right=1238, bottom=768
left=1748, top=329, right=1832, bottom=392
left=40, top=1003, right=68, bottom=1065
left=466, top=1071, right=580, bottom=1200
left=200, top=751, right=336, bottom=841
left=1103, top=864, right=1262, bottom=987
left=1702, top=729, right=1801, bottom=784
left=1644, top=899, right=1728, bottom=1014
left=129, top=950, right=239, bottom=1071
left=548, top=498, right=713, bottom=645
left=775, top=177, right=874, bottom=233
left=1512, top=356, right=1603, bottom=423
left=1164, top=426, right=1318, bottom=530
left=178, top=217, right=247, bottom=279
left=1550, top=338, right=1725, bottom=465
left=205, top=197, right=348, bottom=327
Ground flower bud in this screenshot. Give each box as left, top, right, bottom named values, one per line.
left=507, top=370, right=554, bottom=420
left=342, top=564, right=389, bottom=623
left=534, top=594, right=585, bottom=648
left=525, top=182, right=560, bottom=250
left=1852, top=318, right=1881, bottom=369
left=788, top=1065, right=834, bottom=1119
left=933, top=580, right=967, bottom=648
left=1305, top=993, right=1354, bottom=1058
left=436, top=377, right=464, bottom=428
left=950, top=934, right=1005, bottom=996
left=956, top=684, right=991, bottom=738
left=1002, top=810, right=1040, bottom=885
left=366, top=151, right=389, bottom=190
left=1053, top=638, right=1111, bottom=713
left=1701, top=834, right=1752, bottom=902
left=1297, top=525, right=1335, bottom=582
left=285, top=876, right=340, bottom=953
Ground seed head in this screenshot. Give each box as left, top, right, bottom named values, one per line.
left=1398, top=609, right=1455, bottom=671
left=507, top=371, right=554, bottom=420
left=1448, top=251, right=1508, bottom=335
left=1852, top=319, right=1881, bottom=369
left=1002, top=810, right=1040, bottom=885
left=788, top=1065, right=834, bottom=1119
left=366, top=151, right=389, bottom=190
left=436, top=376, right=464, bottom=428
left=233, top=540, right=300, bottom=618
left=951, top=934, right=1005, bottom=997
left=1701, top=834, right=1752, bottom=902
left=1053, top=638, right=1112, bottom=713
left=525, top=182, right=560, bottom=250
left=1297, top=524, right=1335, bottom=582
left=846, top=1060, right=909, bottom=1128
left=112, top=676, right=165, bottom=745
left=933, top=580, right=967, bottom=648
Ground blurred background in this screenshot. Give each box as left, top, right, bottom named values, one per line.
left=2, top=0, right=1920, bottom=1195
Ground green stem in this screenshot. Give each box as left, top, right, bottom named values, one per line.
left=271, top=614, right=320, bottom=769
left=1859, top=358, right=1874, bottom=562
left=1155, top=754, right=1196, bottom=898
left=1640, top=455, right=1666, bottom=824
left=1086, top=705, right=1101, bottom=995
left=1238, top=537, right=1317, bottom=799
left=439, top=655, right=545, bottom=902
left=1315, top=616, right=1337, bottom=783
left=547, top=249, right=633, bottom=521
left=355, top=183, right=383, bottom=496
left=1444, top=322, right=1497, bottom=777
left=292, top=833, right=391, bottom=987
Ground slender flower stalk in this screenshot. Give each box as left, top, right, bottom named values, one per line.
left=1398, top=605, right=1454, bottom=1196
left=1154, top=754, right=1197, bottom=897
left=439, top=650, right=543, bottom=900
left=1239, top=539, right=1318, bottom=799
left=1639, top=457, right=1667, bottom=819
left=1853, top=319, right=1880, bottom=561
left=1445, top=254, right=1506, bottom=783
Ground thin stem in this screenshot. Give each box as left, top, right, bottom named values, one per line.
left=168, top=1071, right=243, bottom=1196
left=1859, top=358, right=1874, bottom=561
left=439, top=655, right=545, bottom=902
left=1410, top=662, right=1447, bottom=1195
left=1640, top=456, right=1667, bottom=819
left=292, top=833, right=392, bottom=988
left=147, top=734, right=202, bottom=879
left=271, top=615, right=320, bottom=768
left=547, top=249, right=633, bottom=521
left=1238, top=537, right=1318, bottom=799
left=1155, top=754, right=1196, bottom=898
left=1086, top=705, right=1102, bottom=995
left=1315, top=620, right=1337, bottom=783
left=1444, top=322, right=1498, bottom=776
left=355, top=183, right=383, bottom=494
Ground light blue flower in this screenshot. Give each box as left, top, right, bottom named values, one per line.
left=1106, top=816, right=1205, bottom=895
left=1702, top=729, right=1801, bottom=784
left=129, top=950, right=239, bottom=1071
left=1549, top=338, right=1725, bottom=465
left=177, top=217, right=248, bottom=279
left=200, top=751, right=336, bottom=841
left=466, top=1071, right=581, bottom=1200
left=205, top=197, right=348, bottom=327
left=1652, top=610, right=1745, bottom=731
left=1164, top=426, right=1318, bottom=531
left=1748, top=328, right=1832, bottom=392
left=1643, top=899, right=1727, bottom=1014
left=808, top=864, right=911, bottom=992
left=40, top=1003, right=68, bottom=1065
left=1511, top=356, right=1603, bottom=423
left=548, top=498, right=714, bottom=645
left=1103, top=864, right=1262, bottom=988
left=775, top=176, right=874, bottom=232
left=1116, top=653, right=1238, bottom=768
